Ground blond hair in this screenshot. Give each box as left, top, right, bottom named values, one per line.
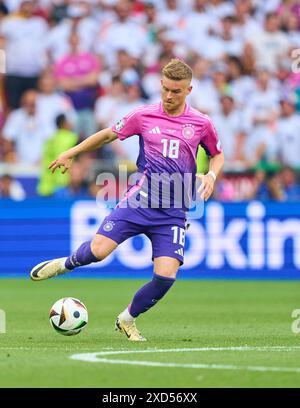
left=162, top=59, right=193, bottom=82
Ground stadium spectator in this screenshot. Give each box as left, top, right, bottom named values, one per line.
left=0, top=173, right=26, bottom=200
left=277, top=0, right=300, bottom=28
left=243, top=69, right=280, bottom=167
left=226, top=55, right=255, bottom=108
left=38, top=113, right=78, bottom=196
left=156, top=0, right=185, bottom=33
left=212, top=94, right=247, bottom=166
left=244, top=169, right=285, bottom=201
left=37, top=69, right=77, bottom=135
left=248, top=12, right=290, bottom=73
left=110, top=79, right=146, bottom=166
left=45, top=1, right=98, bottom=63
left=234, top=0, right=262, bottom=41
left=266, top=172, right=285, bottom=200
left=246, top=170, right=271, bottom=201
left=95, top=75, right=125, bottom=130
left=283, top=11, right=300, bottom=47
left=217, top=15, right=244, bottom=58
left=281, top=166, right=300, bottom=201
left=142, top=52, right=171, bottom=103
left=183, top=0, right=214, bottom=57
left=2, top=89, right=52, bottom=164
left=142, top=0, right=158, bottom=45
left=276, top=92, right=300, bottom=168
left=95, top=0, right=148, bottom=68
left=53, top=30, right=100, bottom=139
left=0, top=0, right=298, bottom=202
left=188, top=57, right=219, bottom=115
left=0, top=0, right=49, bottom=108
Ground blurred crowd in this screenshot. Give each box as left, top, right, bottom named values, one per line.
left=0, top=0, right=300, bottom=201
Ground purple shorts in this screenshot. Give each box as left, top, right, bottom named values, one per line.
left=97, top=206, right=186, bottom=265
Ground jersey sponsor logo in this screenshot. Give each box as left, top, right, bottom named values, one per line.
left=115, top=119, right=125, bottom=131
left=103, top=221, right=115, bottom=232
left=182, top=124, right=195, bottom=140
left=149, top=126, right=161, bottom=134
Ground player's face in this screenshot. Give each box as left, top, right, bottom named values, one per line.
left=161, top=76, right=192, bottom=115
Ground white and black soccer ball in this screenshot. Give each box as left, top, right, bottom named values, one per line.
left=49, top=297, right=88, bottom=336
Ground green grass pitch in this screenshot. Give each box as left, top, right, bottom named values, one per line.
left=1, top=278, right=300, bottom=388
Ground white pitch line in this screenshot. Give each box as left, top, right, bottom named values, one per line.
left=1, top=345, right=300, bottom=352
left=70, top=347, right=300, bottom=374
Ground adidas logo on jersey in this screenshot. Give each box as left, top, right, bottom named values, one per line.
left=174, top=248, right=184, bottom=257
left=149, top=126, right=161, bottom=134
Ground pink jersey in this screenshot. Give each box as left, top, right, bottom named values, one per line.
left=54, top=53, right=100, bottom=80
left=112, top=102, right=222, bottom=217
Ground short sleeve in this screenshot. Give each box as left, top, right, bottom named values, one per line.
left=200, top=117, right=222, bottom=157
left=111, top=107, right=143, bottom=141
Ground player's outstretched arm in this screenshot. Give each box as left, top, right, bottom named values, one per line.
left=48, top=128, right=118, bottom=174
left=197, top=151, right=225, bottom=201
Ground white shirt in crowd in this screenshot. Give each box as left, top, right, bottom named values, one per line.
left=182, top=10, right=215, bottom=56
left=45, top=17, right=99, bottom=62
left=249, top=30, right=290, bottom=72
left=0, top=179, right=26, bottom=201
left=187, top=78, right=219, bottom=115
left=0, top=14, right=48, bottom=76
left=245, top=87, right=280, bottom=127
left=37, top=93, right=77, bottom=133
left=230, top=76, right=256, bottom=108
left=94, top=95, right=124, bottom=128
left=212, top=109, right=247, bottom=162
left=277, top=114, right=300, bottom=167
left=95, top=19, right=148, bottom=66
left=2, top=109, right=52, bottom=164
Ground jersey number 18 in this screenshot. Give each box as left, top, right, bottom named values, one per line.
left=161, top=139, right=180, bottom=159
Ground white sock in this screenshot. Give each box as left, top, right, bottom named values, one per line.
left=118, top=306, right=134, bottom=322
left=61, top=257, right=70, bottom=271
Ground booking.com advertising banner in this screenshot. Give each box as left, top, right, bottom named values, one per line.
left=0, top=199, right=300, bottom=279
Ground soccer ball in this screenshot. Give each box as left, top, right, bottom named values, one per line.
left=49, top=297, right=88, bottom=336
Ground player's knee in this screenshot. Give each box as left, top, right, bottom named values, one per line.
left=90, top=235, right=117, bottom=261
left=154, top=257, right=180, bottom=279
left=90, top=239, right=107, bottom=261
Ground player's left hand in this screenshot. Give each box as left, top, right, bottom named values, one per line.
left=196, top=173, right=215, bottom=201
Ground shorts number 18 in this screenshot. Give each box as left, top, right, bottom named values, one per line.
left=172, top=226, right=185, bottom=246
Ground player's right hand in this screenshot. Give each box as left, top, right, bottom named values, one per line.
left=48, top=153, right=74, bottom=174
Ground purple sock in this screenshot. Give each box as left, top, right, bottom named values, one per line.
left=65, top=241, right=99, bottom=270
left=129, top=273, right=175, bottom=318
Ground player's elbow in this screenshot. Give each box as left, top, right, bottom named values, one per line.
left=103, top=128, right=118, bottom=144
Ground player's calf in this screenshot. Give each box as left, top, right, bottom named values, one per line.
left=30, top=241, right=99, bottom=281
left=116, top=272, right=176, bottom=341
left=30, top=237, right=117, bottom=281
